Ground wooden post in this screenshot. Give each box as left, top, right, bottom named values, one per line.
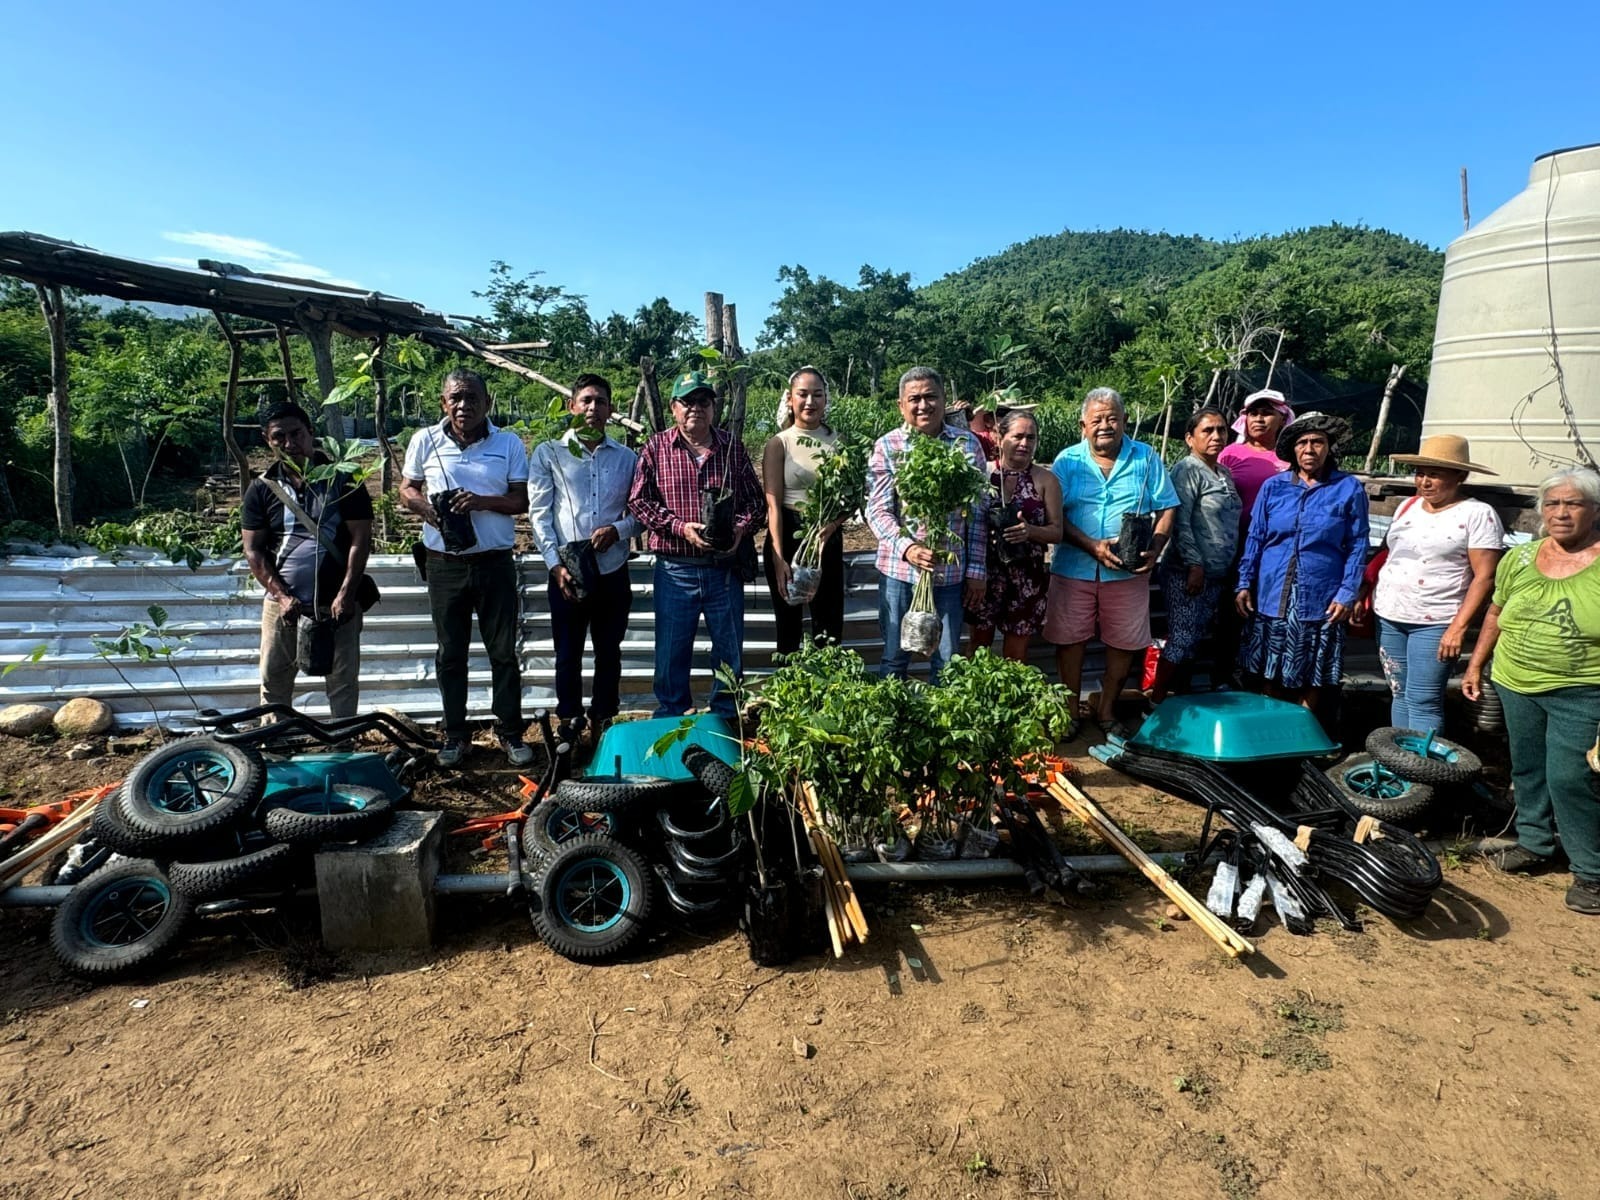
left=299, top=318, right=345, bottom=438
left=35, top=284, right=74, bottom=540
left=1363, top=363, right=1408, bottom=475
left=371, top=335, right=394, bottom=545
left=212, top=311, right=252, bottom=493
left=704, top=291, right=728, bottom=418
left=639, top=356, right=665, bottom=433
left=1460, top=166, right=1471, bottom=232
left=724, top=301, right=747, bottom=444
left=704, top=292, right=725, bottom=355
left=1157, top=375, right=1175, bottom=459
left=275, top=327, right=299, bottom=402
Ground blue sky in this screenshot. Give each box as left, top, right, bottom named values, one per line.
left=3, top=0, right=1596, bottom=331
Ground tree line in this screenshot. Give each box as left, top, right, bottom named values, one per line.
left=0, top=223, right=1443, bottom=540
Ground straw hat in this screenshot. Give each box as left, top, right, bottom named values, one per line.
left=1391, top=434, right=1497, bottom=475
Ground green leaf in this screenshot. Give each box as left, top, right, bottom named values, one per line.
left=1, top=643, right=47, bottom=677
left=727, top=770, right=756, bottom=818
left=648, top=717, right=696, bottom=760
left=147, top=604, right=168, bottom=627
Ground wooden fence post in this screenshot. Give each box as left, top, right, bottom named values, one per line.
left=639, top=356, right=665, bottom=433
left=35, top=284, right=74, bottom=540
left=212, top=311, right=252, bottom=494
left=371, top=335, right=395, bottom=545
left=724, top=302, right=747, bottom=445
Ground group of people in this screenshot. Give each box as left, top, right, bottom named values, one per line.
left=239, top=365, right=1600, bottom=916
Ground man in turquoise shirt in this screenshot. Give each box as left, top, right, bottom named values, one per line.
left=1045, top=388, right=1179, bottom=735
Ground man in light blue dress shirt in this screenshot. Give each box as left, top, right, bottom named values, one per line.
left=528, top=373, right=640, bottom=741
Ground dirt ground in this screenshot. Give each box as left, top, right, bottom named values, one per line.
left=2, top=724, right=1597, bottom=1200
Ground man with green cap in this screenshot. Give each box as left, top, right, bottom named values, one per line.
left=627, top=371, right=764, bottom=720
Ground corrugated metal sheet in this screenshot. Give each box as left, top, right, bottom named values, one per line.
left=0, top=550, right=967, bottom=727
left=3, top=527, right=1427, bottom=730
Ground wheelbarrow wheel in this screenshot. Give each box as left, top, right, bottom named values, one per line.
left=1365, top=727, right=1482, bottom=787
left=551, top=774, right=700, bottom=814
left=119, top=738, right=266, bottom=844
left=1328, top=752, right=1436, bottom=823
left=50, top=858, right=194, bottom=980
left=681, top=744, right=735, bottom=802
left=524, top=798, right=623, bottom=863
left=531, top=834, right=654, bottom=962
left=168, top=842, right=302, bottom=901
left=261, top=785, right=395, bottom=847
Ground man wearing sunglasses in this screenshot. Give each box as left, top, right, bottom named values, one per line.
left=627, top=371, right=763, bottom=721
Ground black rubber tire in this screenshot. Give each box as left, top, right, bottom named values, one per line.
left=261, top=785, right=395, bottom=847
left=681, top=744, right=736, bottom=801
left=523, top=798, right=624, bottom=861
left=169, top=842, right=301, bottom=900
left=656, top=799, right=730, bottom=842
left=665, top=843, right=734, bottom=885
left=91, top=797, right=176, bottom=857
left=1365, top=727, right=1483, bottom=787
left=653, top=864, right=733, bottom=919
left=118, top=738, right=267, bottom=843
left=531, top=834, right=655, bottom=962
left=50, top=858, right=194, bottom=980
left=1327, top=753, right=1436, bottom=823
left=667, top=833, right=746, bottom=874
left=551, top=774, right=701, bottom=814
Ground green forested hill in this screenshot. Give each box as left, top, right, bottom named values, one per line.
left=924, top=228, right=1226, bottom=305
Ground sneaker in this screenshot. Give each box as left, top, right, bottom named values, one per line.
left=498, top=732, right=535, bottom=767
left=1485, top=843, right=1554, bottom=874
left=437, top=735, right=469, bottom=768
left=1566, top=878, right=1600, bottom=915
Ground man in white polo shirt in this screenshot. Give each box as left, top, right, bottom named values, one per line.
left=399, top=369, right=533, bottom=767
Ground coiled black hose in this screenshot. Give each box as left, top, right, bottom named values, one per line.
left=1104, top=745, right=1441, bottom=923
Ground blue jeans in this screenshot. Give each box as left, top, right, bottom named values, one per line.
left=1497, top=683, right=1600, bottom=881
left=878, top=573, right=965, bottom=684
left=1376, top=617, right=1450, bottom=732
left=652, top=559, right=744, bottom=720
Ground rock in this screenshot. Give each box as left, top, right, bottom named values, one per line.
left=65, top=741, right=99, bottom=760
left=0, top=703, right=56, bottom=737
left=53, top=698, right=114, bottom=739
left=791, top=1037, right=813, bottom=1060
left=1165, top=903, right=1189, bottom=922
left=108, top=735, right=153, bottom=756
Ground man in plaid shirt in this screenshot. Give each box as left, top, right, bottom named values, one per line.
left=867, top=365, right=989, bottom=682
left=628, top=371, right=764, bottom=720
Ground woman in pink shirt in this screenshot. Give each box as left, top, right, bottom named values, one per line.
left=1218, top=389, right=1294, bottom=515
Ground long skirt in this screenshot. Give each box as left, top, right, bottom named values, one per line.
left=1239, top=582, right=1345, bottom=689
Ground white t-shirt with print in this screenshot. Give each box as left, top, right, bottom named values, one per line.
left=1373, top=497, right=1505, bottom=624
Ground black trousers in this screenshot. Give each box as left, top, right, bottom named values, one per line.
left=426, top=549, right=522, bottom=737
left=763, top=506, right=845, bottom=655
left=548, top=565, right=632, bottom=723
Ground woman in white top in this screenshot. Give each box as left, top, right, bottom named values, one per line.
left=1365, top=435, right=1505, bottom=733
left=762, top=367, right=843, bottom=654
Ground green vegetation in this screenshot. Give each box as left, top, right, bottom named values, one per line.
left=0, top=222, right=1443, bottom=546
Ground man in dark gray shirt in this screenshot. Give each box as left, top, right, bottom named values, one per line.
left=241, top=402, right=374, bottom=716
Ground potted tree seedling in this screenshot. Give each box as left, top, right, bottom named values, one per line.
left=786, top=437, right=868, bottom=606
left=891, top=434, right=987, bottom=656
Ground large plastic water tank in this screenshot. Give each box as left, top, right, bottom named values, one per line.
left=1422, top=144, right=1600, bottom=486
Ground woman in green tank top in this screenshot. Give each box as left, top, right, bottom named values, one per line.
left=1464, top=467, right=1600, bottom=915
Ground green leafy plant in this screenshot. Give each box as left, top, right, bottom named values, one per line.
left=1, top=643, right=46, bottom=678
left=891, top=433, right=986, bottom=619
left=90, top=604, right=200, bottom=734
left=80, top=508, right=243, bottom=571
left=790, top=436, right=868, bottom=573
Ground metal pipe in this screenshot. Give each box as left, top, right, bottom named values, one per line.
left=843, top=852, right=1191, bottom=883
left=0, top=885, right=72, bottom=907
left=435, top=872, right=535, bottom=895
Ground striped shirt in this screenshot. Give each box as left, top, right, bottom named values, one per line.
left=866, top=424, right=989, bottom=586
left=627, top=426, right=763, bottom=558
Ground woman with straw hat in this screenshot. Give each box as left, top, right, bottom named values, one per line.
left=1364, top=435, right=1505, bottom=734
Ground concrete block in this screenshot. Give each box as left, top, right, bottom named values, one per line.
left=314, top=810, right=444, bottom=951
